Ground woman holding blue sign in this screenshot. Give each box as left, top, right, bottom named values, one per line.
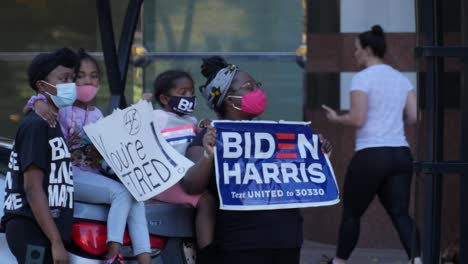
left=322, top=25, right=421, bottom=264
left=181, top=56, right=332, bottom=264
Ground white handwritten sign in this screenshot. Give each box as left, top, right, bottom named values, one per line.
left=84, top=100, right=194, bottom=201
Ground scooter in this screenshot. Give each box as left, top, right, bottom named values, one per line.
left=68, top=199, right=196, bottom=264
left=0, top=138, right=196, bottom=264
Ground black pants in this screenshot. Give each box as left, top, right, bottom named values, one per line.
left=5, top=217, right=54, bottom=264
left=336, top=147, right=421, bottom=260
left=218, top=248, right=301, bottom=264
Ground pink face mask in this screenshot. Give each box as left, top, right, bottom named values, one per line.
left=229, top=88, right=267, bottom=115
left=76, top=85, right=98, bottom=102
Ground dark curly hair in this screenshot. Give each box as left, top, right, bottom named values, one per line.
left=153, top=70, right=194, bottom=107
left=200, top=56, right=229, bottom=82
left=27, top=47, right=78, bottom=91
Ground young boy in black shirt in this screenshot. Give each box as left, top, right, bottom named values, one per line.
left=2, top=48, right=77, bottom=264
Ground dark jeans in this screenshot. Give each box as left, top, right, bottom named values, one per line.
left=5, top=217, right=54, bottom=264
left=336, top=147, right=421, bottom=260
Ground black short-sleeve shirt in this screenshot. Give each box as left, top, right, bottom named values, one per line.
left=2, top=112, right=74, bottom=242
left=189, top=129, right=303, bottom=250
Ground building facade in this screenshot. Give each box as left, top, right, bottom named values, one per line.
left=0, top=0, right=462, bottom=252
left=304, top=0, right=462, bottom=250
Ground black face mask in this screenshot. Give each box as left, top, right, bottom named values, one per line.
left=167, top=95, right=196, bottom=115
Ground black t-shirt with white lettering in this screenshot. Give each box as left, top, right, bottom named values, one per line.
left=189, top=129, right=303, bottom=250
left=2, top=111, right=74, bottom=242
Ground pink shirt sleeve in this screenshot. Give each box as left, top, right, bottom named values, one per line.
left=57, top=106, right=72, bottom=138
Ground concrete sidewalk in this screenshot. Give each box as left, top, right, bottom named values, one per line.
left=300, top=240, right=408, bottom=264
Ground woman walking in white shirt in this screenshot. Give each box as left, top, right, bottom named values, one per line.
left=322, top=25, right=422, bottom=264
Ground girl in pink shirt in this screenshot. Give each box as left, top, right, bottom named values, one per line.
left=148, top=70, right=217, bottom=262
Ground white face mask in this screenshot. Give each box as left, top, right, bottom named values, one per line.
left=41, top=81, right=77, bottom=108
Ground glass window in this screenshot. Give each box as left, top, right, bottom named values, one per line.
left=0, top=0, right=131, bottom=138
left=142, top=0, right=304, bottom=121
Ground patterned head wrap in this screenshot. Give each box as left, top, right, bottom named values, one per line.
left=200, top=64, right=238, bottom=109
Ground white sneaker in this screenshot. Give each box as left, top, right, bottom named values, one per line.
left=409, top=257, right=422, bottom=264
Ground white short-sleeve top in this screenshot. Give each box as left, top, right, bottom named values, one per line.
left=350, top=64, right=413, bottom=151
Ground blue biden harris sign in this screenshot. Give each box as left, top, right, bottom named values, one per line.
left=213, top=121, right=340, bottom=210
